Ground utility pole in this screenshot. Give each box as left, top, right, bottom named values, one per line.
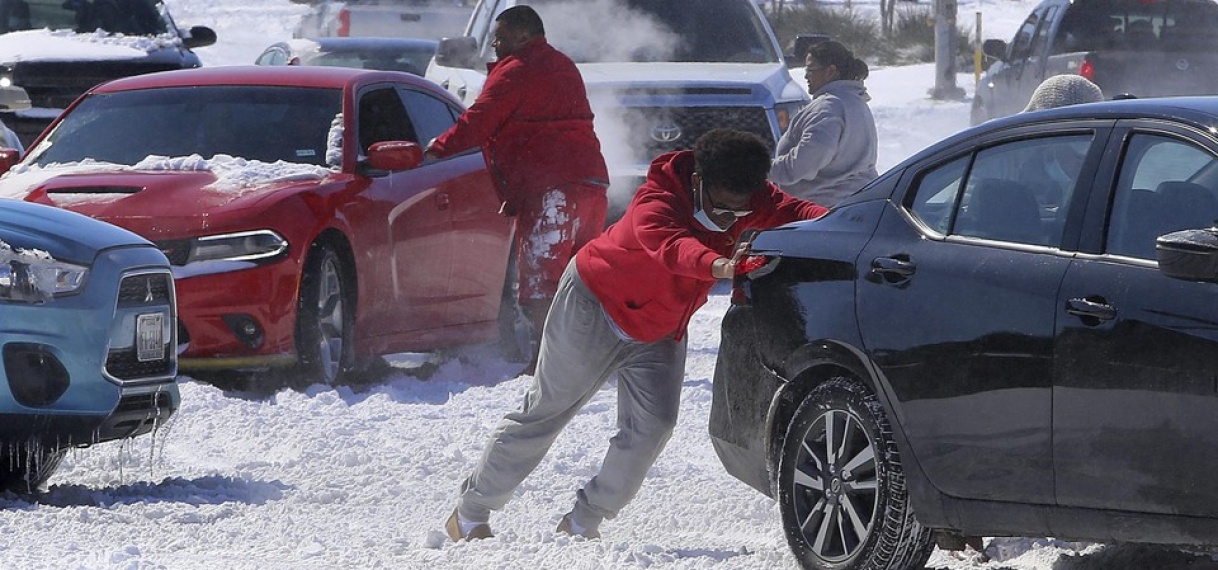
left=930, top=0, right=966, bottom=100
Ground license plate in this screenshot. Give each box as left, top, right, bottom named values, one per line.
left=136, top=313, right=165, bottom=362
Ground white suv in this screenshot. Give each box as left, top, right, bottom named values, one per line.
left=426, top=0, right=808, bottom=211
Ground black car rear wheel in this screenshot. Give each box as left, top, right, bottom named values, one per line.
left=778, top=376, right=934, bottom=570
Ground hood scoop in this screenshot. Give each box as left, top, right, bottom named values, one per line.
left=47, top=185, right=144, bottom=195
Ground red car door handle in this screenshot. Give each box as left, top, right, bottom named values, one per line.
left=436, top=193, right=450, bottom=210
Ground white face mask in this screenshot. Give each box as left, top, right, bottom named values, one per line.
left=693, top=180, right=733, bottom=232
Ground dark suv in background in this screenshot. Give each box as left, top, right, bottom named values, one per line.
left=0, top=0, right=216, bottom=147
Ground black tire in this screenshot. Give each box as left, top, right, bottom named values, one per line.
left=777, top=376, right=934, bottom=570
left=0, top=448, right=66, bottom=493
left=295, top=242, right=356, bottom=386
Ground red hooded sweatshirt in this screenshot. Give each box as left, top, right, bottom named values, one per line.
left=575, top=150, right=827, bottom=343
left=428, top=36, right=608, bottom=212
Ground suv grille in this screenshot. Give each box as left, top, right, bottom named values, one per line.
left=625, top=106, right=774, bottom=159
left=106, top=271, right=174, bottom=381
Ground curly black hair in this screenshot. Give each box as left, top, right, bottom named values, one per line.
left=693, top=129, right=771, bottom=197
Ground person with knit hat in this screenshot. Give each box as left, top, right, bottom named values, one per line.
left=770, top=40, right=878, bottom=208
left=1016, top=75, right=1105, bottom=210
left=1023, top=74, right=1104, bottom=112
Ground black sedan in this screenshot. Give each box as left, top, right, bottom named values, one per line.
left=254, top=37, right=438, bottom=76
left=711, top=97, right=1218, bottom=570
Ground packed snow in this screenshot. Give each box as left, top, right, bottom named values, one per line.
left=2, top=1, right=1216, bottom=569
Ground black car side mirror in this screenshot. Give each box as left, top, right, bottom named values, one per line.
left=1156, top=227, right=1218, bottom=282
left=183, top=26, right=218, bottom=50
left=435, top=37, right=479, bottom=69
left=982, top=39, right=1008, bottom=61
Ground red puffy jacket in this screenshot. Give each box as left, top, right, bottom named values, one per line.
left=428, top=37, right=608, bottom=213
left=576, top=151, right=827, bottom=343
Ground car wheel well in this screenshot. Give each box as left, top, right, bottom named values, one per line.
left=768, top=362, right=860, bottom=487
left=310, top=230, right=357, bottom=310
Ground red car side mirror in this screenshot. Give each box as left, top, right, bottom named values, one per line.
left=367, top=141, right=422, bottom=171
left=0, top=149, right=18, bottom=176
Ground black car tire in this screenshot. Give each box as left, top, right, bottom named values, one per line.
left=0, top=448, right=66, bottom=493
left=295, top=242, right=356, bottom=386
left=777, top=376, right=934, bottom=570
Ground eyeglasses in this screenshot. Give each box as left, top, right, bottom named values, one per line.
left=709, top=205, right=753, bottom=218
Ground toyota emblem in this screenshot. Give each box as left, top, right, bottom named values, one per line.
left=651, top=122, right=682, bottom=143
left=1176, top=58, right=1191, bottom=71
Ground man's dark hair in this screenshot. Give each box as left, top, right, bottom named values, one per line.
left=693, top=129, right=771, bottom=196
left=496, top=5, right=545, bottom=36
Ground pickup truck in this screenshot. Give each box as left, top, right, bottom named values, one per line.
left=0, top=0, right=215, bottom=149
left=426, top=0, right=809, bottom=217
left=972, top=0, right=1218, bottom=124
left=293, top=0, right=473, bottom=40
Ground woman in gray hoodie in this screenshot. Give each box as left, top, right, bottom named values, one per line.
left=770, top=41, right=877, bottom=208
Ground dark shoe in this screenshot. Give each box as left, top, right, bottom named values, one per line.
left=556, top=513, right=600, bottom=539
left=445, top=508, right=493, bottom=541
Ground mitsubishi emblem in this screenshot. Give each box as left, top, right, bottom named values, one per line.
left=651, top=121, right=682, bottom=143
left=144, top=279, right=154, bottom=303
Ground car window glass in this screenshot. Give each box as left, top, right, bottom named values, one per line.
left=400, top=88, right=457, bottom=148
left=908, top=155, right=968, bottom=235
left=1030, top=6, right=1058, bottom=58
left=1009, top=11, right=1042, bottom=60
left=357, top=87, right=419, bottom=154
left=953, top=135, right=1091, bottom=247
left=28, top=86, right=341, bottom=167
left=1106, top=133, right=1218, bottom=259
left=12, top=0, right=167, bottom=35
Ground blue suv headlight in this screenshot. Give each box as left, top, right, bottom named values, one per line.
left=0, top=257, right=88, bottom=303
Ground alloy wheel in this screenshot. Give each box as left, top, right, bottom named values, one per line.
left=791, top=408, right=879, bottom=562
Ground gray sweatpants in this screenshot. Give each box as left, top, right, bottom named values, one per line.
left=455, top=259, right=687, bottom=532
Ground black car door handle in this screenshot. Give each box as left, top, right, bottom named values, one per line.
left=869, top=257, right=915, bottom=285
left=871, top=257, right=915, bottom=277
left=1065, top=297, right=1116, bottom=321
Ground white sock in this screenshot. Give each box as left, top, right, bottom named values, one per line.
left=457, top=513, right=485, bottom=535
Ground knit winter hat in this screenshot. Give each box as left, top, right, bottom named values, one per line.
left=1023, top=75, right=1105, bottom=112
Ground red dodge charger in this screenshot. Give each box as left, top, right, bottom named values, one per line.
left=0, top=66, right=515, bottom=386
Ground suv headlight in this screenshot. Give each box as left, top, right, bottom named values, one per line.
left=0, top=258, right=88, bottom=303
left=774, top=100, right=807, bottom=134
left=188, top=230, right=288, bottom=263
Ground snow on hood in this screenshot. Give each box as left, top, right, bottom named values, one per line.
left=0, top=29, right=181, bottom=62
left=0, top=155, right=334, bottom=202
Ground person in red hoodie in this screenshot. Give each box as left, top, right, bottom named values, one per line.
left=444, top=129, right=827, bottom=542
left=425, top=5, right=609, bottom=367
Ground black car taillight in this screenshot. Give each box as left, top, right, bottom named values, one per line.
left=731, top=254, right=776, bottom=306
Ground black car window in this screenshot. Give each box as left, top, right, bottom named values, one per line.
left=1106, top=133, right=1218, bottom=259
left=400, top=88, right=457, bottom=149
left=357, top=87, right=418, bottom=154
left=908, top=155, right=969, bottom=235
left=950, top=135, right=1091, bottom=247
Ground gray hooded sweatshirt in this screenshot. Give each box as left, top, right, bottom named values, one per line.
left=770, top=79, right=877, bottom=207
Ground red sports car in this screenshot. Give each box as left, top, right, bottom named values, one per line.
left=0, top=66, right=515, bottom=386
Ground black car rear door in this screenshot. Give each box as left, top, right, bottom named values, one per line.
left=857, top=124, right=1106, bottom=505
left=1054, top=120, right=1218, bottom=517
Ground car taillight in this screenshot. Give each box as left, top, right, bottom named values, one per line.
left=1079, top=58, right=1095, bottom=82
left=730, top=254, right=774, bottom=306
left=337, top=9, right=351, bottom=37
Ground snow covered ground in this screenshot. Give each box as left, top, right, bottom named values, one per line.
left=4, top=0, right=1218, bottom=568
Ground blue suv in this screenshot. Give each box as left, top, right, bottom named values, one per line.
left=0, top=195, right=177, bottom=492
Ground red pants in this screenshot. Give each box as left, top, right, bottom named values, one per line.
left=514, top=182, right=607, bottom=304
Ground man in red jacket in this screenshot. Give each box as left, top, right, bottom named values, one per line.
left=444, top=129, right=827, bottom=542
left=425, top=5, right=609, bottom=367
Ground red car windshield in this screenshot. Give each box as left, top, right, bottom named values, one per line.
left=28, top=85, right=344, bottom=168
